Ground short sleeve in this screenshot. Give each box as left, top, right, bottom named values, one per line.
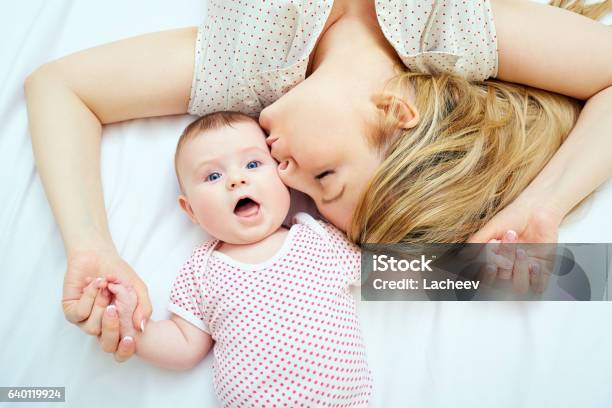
left=187, top=17, right=262, bottom=117
left=317, top=221, right=362, bottom=286
left=168, top=247, right=212, bottom=334
left=375, top=0, right=499, bottom=81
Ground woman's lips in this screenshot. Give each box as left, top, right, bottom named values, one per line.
left=266, top=137, right=278, bottom=147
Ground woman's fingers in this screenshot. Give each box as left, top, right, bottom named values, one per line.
left=536, top=264, right=551, bottom=294
left=79, top=285, right=111, bottom=336
left=496, top=230, right=518, bottom=279
left=512, top=249, right=530, bottom=294
left=114, top=336, right=136, bottom=363
left=132, top=281, right=152, bottom=332
left=99, top=305, right=121, bottom=353
left=65, top=278, right=103, bottom=324
left=529, top=263, right=541, bottom=293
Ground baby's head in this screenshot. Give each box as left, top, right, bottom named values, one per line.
left=175, top=112, right=290, bottom=244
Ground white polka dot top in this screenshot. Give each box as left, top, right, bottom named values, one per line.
left=168, top=213, right=373, bottom=407
left=188, top=0, right=498, bottom=117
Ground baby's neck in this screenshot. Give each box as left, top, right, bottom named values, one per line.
left=216, top=226, right=290, bottom=264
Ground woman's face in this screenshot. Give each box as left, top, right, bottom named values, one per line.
left=259, top=76, right=381, bottom=232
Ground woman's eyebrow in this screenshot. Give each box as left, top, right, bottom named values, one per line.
left=321, top=185, right=346, bottom=205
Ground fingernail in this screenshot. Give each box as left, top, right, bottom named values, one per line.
left=531, top=263, right=540, bottom=274
left=123, top=336, right=133, bottom=344
left=517, top=249, right=526, bottom=260
left=486, top=264, right=497, bottom=274
left=140, top=319, right=146, bottom=333
left=505, top=230, right=517, bottom=242
left=106, top=305, right=117, bottom=317
left=95, top=277, right=104, bottom=288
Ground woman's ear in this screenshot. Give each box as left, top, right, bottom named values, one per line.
left=178, top=195, right=199, bottom=224
left=372, top=93, right=419, bottom=129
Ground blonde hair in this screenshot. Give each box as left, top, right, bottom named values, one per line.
left=174, top=111, right=255, bottom=191
left=349, top=0, right=610, bottom=244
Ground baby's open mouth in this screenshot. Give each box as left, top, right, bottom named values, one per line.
left=234, top=197, right=260, bottom=217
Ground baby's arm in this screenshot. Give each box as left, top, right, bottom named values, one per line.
left=108, top=281, right=212, bottom=370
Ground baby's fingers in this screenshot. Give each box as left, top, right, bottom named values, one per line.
left=108, top=282, right=136, bottom=303
left=481, top=240, right=512, bottom=271
left=480, top=263, right=498, bottom=288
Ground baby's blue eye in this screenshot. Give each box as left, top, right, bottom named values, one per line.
left=246, top=160, right=261, bottom=169
left=206, top=172, right=221, bottom=182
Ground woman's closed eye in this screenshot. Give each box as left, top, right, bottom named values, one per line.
left=315, top=170, right=335, bottom=181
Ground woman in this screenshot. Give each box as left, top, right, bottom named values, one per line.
left=24, top=0, right=612, bottom=362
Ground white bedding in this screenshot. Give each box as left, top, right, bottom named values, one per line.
left=1, top=1, right=611, bottom=407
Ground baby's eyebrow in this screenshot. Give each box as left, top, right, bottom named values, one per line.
left=193, top=146, right=270, bottom=173
left=239, top=146, right=270, bottom=156
left=193, top=158, right=217, bottom=173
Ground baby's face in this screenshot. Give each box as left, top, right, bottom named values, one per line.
left=177, top=120, right=290, bottom=244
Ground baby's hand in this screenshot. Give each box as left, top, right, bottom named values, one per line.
left=107, top=280, right=138, bottom=339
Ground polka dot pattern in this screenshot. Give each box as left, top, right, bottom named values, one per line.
left=168, top=213, right=372, bottom=407
left=375, top=0, right=498, bottom=81
left=188, top=0, right=499, bottom=117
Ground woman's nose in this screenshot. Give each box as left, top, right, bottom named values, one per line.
left=270, top=138, right=290, bottom=162
left=277, top=159, right=311, bottom=196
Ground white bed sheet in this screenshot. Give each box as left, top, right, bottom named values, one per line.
left=1, top=1, right=611, bottom=407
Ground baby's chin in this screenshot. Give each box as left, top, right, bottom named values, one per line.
left=212, top=219, right=284, bottom=245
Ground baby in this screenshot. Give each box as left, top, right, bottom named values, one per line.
left=106, top=112, right=373, bottom=407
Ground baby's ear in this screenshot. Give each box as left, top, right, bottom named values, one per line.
left=178, top=195, right=198, bottom=224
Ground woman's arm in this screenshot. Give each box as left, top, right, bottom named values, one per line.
left=25, top=27, right=196, bottom=251
left=24, top=27, right=197, bottom=340
left=474, top=1, right=612, bottom=241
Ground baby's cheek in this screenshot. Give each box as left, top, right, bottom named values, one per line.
left=192, top=197, right=227, bottom=233
left=271, top=179, right=291, bottom=217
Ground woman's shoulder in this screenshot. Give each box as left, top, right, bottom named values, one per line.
left=188, top=0, right=334, bottom=117
left=375, top=0, right=499, bottom=81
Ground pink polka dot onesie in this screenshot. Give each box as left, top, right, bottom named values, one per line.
left=168, top=213, right=373, bottom=407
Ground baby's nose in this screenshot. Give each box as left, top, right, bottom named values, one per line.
left=230, top=179, right=247, bottom=188
left=227, top=172, right=248, bottom=189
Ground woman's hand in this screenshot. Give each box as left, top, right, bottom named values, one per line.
left=62, top=249, right=151, bottom=360
left=469, top=196, right=564, bottom=295
left=468, top=197, right=563, bottom=245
